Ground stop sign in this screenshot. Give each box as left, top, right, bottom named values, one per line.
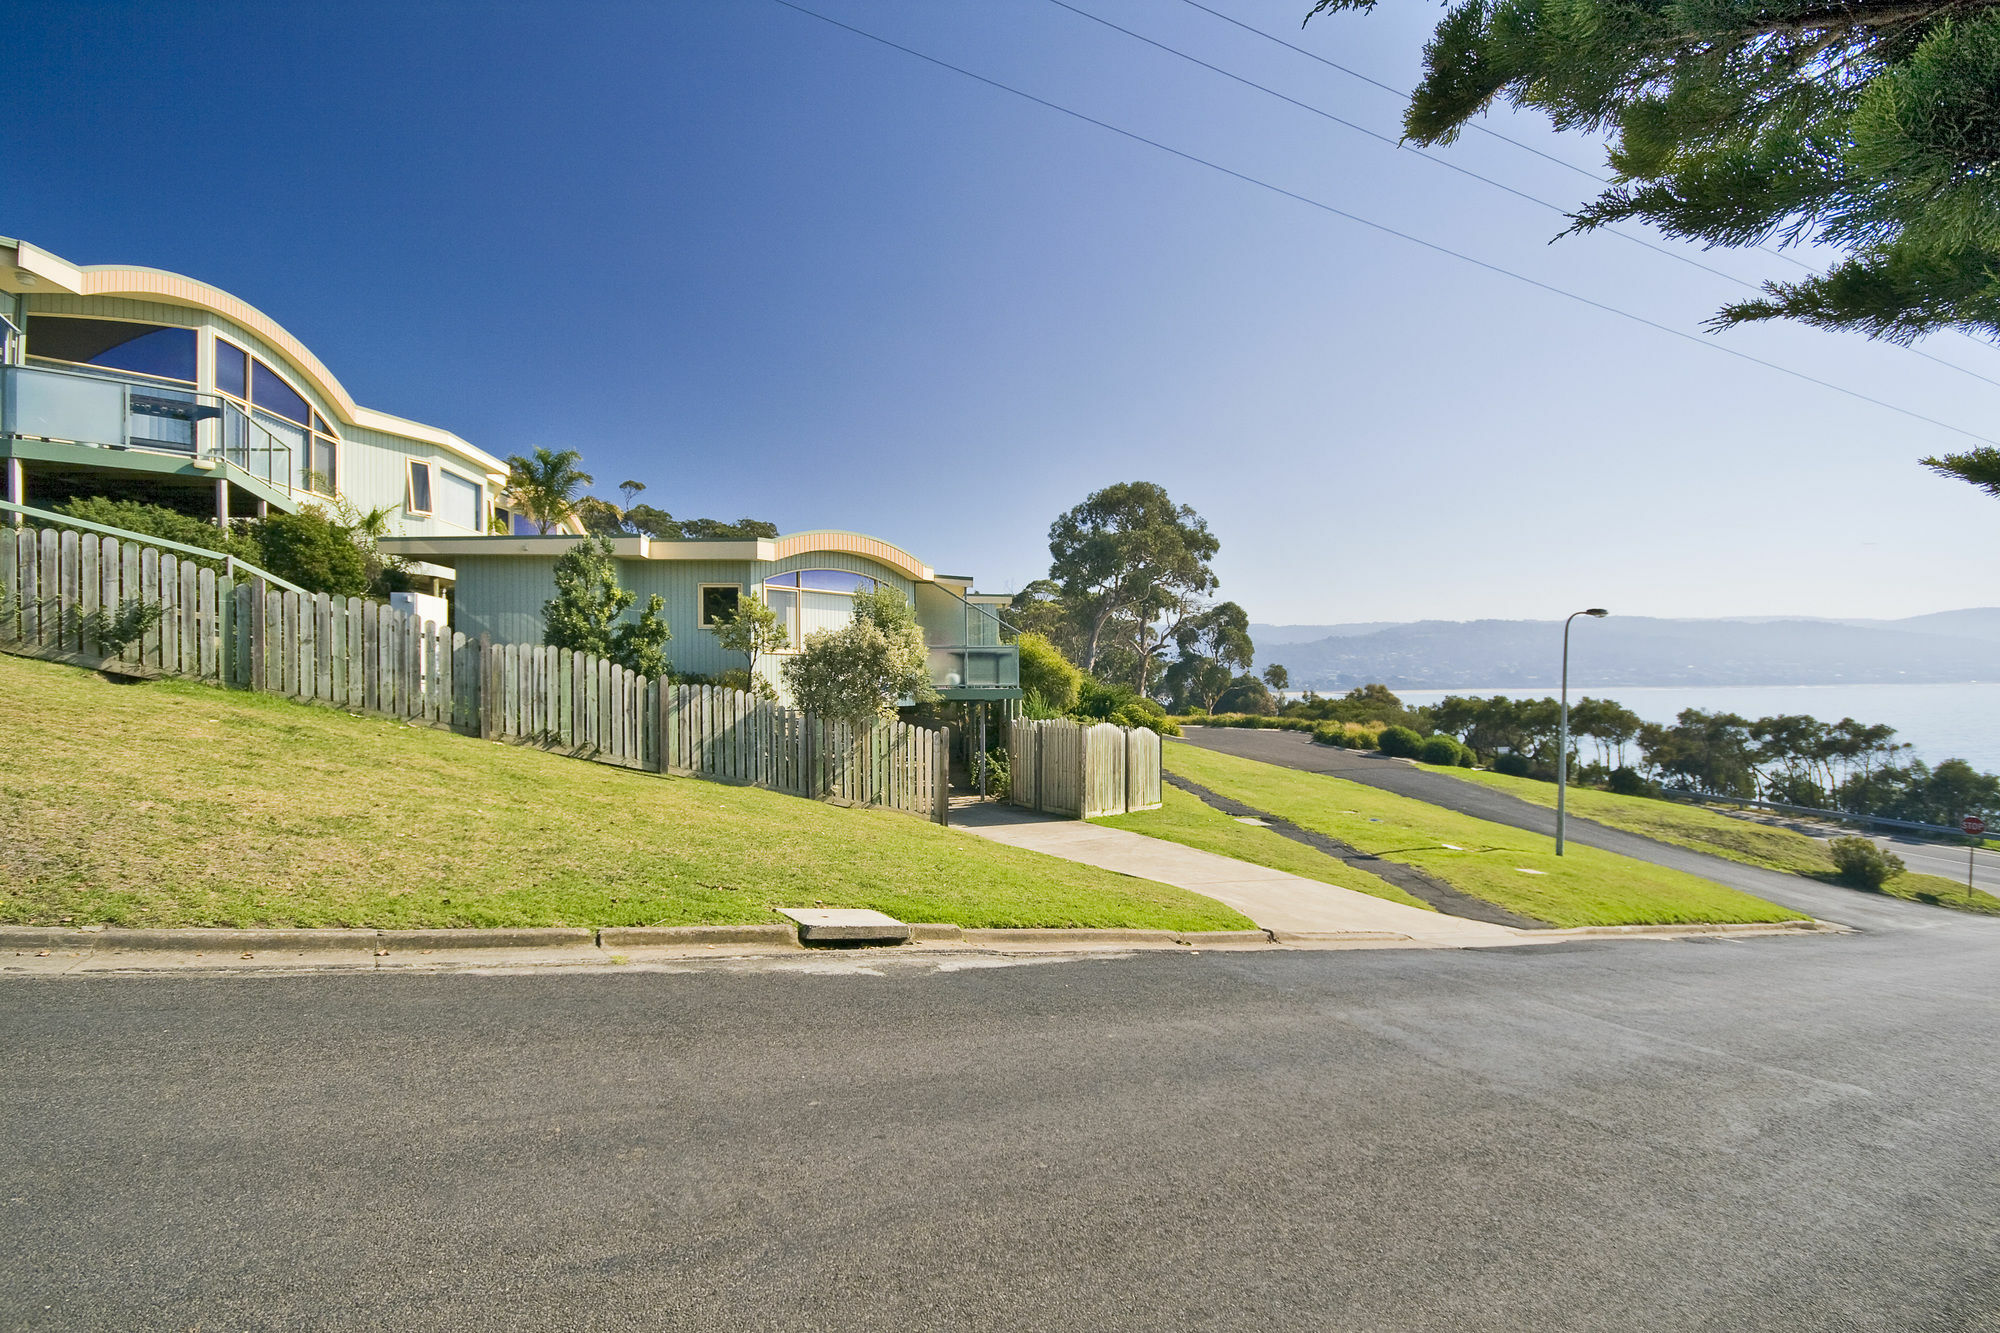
left=1964, top=815, right=1986, bottom=836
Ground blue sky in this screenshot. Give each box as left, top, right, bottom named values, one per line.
left=12, top=0, right=2000, bottom=624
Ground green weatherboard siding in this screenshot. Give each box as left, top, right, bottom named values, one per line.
left=450, top=550, right=925, bottom=680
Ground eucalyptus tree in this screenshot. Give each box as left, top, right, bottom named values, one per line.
left=1046, top=482, right=1219, bottom=677
left=1166, top=601, right=1256, bottom=713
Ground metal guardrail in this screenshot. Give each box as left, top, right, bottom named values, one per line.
left=0, top=498, right=307, bottom=595
left=1662, top=788, right=1981, bottom=840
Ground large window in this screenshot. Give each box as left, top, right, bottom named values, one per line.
left=762, top=569, right=881, bottom=648
left=214, top=339, right=247, bottom=398
left=437, top=468, right=482, bottom=531
left=26, top=316, right=196, bottom=384
left=212, top=337, right=339, bottom=494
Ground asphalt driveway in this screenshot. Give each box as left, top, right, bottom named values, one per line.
left=1174, top=728, right=1951, bottom=931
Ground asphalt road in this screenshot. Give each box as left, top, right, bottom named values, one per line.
left=1174, top=728, right=1968, bottom=931
left=6, top=928, right=2000, bottom=1333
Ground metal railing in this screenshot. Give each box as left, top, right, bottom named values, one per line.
left=1663, top=787, right=1982, bottom=841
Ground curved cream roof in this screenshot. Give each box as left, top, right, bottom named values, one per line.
left=376, top=529, right=941, bottom=582
left=768, top=531, right=935, bottom=582
left=3, top=239, right=504, bottom=479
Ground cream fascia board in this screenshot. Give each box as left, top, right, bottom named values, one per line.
left=379, top=534, right=657, bottom=560
left=1, top=240, right=85, bottom=294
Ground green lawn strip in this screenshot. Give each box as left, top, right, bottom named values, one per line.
left=0, top=654, right=1251, bottom=932
left=1093, top=784, right=1434, bottom=912
left=1164, top=742, right=1801, bottom=927
left=1434, top=765, right=2000, bottom=916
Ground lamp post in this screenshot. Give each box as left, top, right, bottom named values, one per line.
left=1555, top=608, right=1608, bottom=856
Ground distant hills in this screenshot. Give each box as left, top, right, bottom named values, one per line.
left=1249, top=612, right=2000, bottom=689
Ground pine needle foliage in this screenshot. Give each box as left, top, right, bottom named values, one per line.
left=541, top=536, right=672, bottom=677
left=1311, top=0, right=2000, bottom=347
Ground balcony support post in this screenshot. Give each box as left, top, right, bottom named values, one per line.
left=5, top=457, right=22, bottom=527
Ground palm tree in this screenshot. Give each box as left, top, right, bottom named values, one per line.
left=504, top=448, right=594, bottom=534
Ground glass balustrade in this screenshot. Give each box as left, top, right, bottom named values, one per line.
left=927, top=644, right=1021, bottom=691
left=2, top=363, right=290, bottom=488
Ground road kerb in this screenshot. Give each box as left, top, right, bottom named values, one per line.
left=1536, top=918, right=1848, bottom=939
left=599, top=924, right=802, bottom=950
left=375, top=928, right=597, bottom=952
left=2, top=916, right=1851, bottom=973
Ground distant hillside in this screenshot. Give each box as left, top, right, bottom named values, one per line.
left=1248, top=613, right=2000, bottom=689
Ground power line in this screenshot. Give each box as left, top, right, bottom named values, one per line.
left=1177, top=0, right=1616, bottom=187
left=769, top=0, right=2000, bottom=451
left=1046, top=2, right=1783, bottom=298
left=1179, top=0, right=2000, bottom=373
left=1069, top=0, right=2000, bottom=394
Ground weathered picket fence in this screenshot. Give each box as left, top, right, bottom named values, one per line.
left=1010, top=718, right=1163, bottom=818
left=1, top=523, right=951, bottom=823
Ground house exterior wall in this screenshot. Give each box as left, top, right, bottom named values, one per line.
left=451, top=549, right=926, bottom=678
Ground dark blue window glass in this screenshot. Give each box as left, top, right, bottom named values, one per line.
left=215, top=340, right=247, bottom=397
left=251, top=359, right=310, bottom=424
left=26, top=316, right=196, bottom=383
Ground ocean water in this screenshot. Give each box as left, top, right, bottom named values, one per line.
left=1377, top=683, right=2000, bottom=773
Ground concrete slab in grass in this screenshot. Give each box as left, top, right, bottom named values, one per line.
left=776, top=908, right=912, bottom=944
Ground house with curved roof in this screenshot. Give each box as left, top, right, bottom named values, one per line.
left=2, top=235, right=1020, bottom=704
left=378, top=528, right=1022, bottom=702
left=0, top=236, right=521, bottom=575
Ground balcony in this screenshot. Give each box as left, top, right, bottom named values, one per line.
left=928, top=644, right=1020, bottom=699
left=1, top=363, right=295, bottom=491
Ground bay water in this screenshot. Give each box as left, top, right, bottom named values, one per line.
left=1378, top=683, right=2000, bottom=773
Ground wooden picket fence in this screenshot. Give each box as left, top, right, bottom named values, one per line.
left=1010, top=718, right=1163, bottom=819
left=1, top=523, right=950, bottom=823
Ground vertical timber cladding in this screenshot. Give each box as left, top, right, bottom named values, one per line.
left=1004, top=719, right=1160, bottom=818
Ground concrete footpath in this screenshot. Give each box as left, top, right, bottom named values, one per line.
left=958, top=803, right=1535, bottom=948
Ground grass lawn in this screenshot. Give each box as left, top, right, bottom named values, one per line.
left=1435, top=765, right=2000, bottom=916
left=0, top=654, right=1251, bottom=932
left=1163, top=742, right=1803, bottom=927
left=1093, top=784, right=1435, bottom=912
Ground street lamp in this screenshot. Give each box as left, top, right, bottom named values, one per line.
left=1555, top=608, right=1608, bottom=856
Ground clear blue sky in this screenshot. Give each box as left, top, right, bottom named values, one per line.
left=11, top=0, right=1999, bottom=624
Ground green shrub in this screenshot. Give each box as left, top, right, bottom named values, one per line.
left=1456, top=746, right=1477, bottom=767
left=1829, top=836, right=1905, bottom=890
left=53, top=497, right=264, bottom=566
left=1606, top=766, right=1659, bottom=797
left=1309, top=720, right=1382, bottom=750
left=1112, top=702, right=1181, bottom=737
left=1494, top=751, right=1533, bottom=777
left=1016, top=632, right=1083, bottom=714
left=1378, top=725, right=1423, bottom=758
left=1418, top=735, right=1463, bottom=766
left=252, top=510, right=369, bottom=597
left=979, top=744, right=1011, bottom=800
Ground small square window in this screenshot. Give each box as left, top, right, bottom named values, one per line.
left=407, top=461, right=434, bottom=515
left=699, top=585, right=742, bottom=627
